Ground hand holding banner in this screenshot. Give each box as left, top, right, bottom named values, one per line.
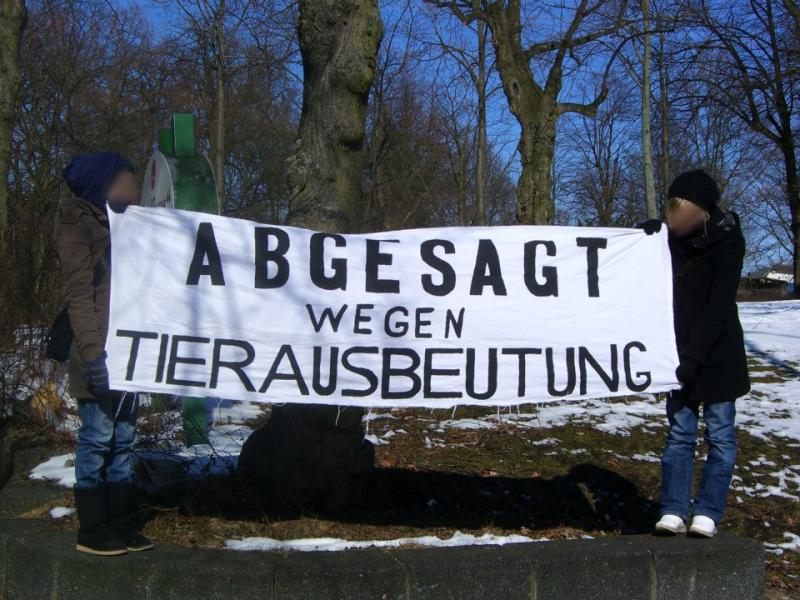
left=106, top=207, right=680, bottom=408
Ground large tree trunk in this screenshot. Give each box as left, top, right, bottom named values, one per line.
left=482, top=0, right=615, bottom=226
left=516, top=103, right=558, bottom=225
left=238, top=0, right=382, bottom=514
left=485, top=3, right=558, bottom=225
left=284, top=0, right=382, bottom=232
left=0, top=0, right=25, bottom=237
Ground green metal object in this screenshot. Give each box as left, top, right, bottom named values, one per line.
left=172, top=113, right=195, bottom=157
left=141, top=113, right=219, bottom=446
left=158, top=128, right=174, bottom=155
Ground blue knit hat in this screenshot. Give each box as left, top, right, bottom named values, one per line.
left=62, top=152, right=134, bottom=210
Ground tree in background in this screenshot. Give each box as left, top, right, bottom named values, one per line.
left=434, top=0, right=630, bottom=225
left=1, top=0, right=797, bottom=462
left=557, top=78, right=640, bottom=226
left=0, top=0, right=25, bottom=237
left=690, top=0, right=799, bottom=295
left=363, top=1, right=453, bottom=230
left=1, top=0, right=299, bottom=335
left=428, top=1, right=493, bottom=225
left=362, top=1, right=516, bottom=230
left=168, top=0, right=260, bottom=212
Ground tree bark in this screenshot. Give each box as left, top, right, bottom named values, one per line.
left=484, top=3, right=559, bottom=225
left=657, top=29, right=671, bottom=200
left=640, top=0, right=657, bottom=219
left=482, top=0, right=618, bottom=225
left=782, top=134, right=800, bottom=299
left=0, top=0, right=25, bottom=236
left=515, top=101, right=559, bottom=225
left=214, top=0, right=226, bottom=213
left=238, top=0, right=382, bottom=514
left=474, top=0, right=487, bottom=225
left=285, top=0, right=382, bottom=232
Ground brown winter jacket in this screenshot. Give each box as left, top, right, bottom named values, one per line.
left=53, top=196, right=111, bottom=400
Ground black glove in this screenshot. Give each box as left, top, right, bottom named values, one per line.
left=84, top=351, right=110, bottom=394
left=107, top=199, right=130, bottom=214
left=637, top=219, right=663, bottom=235
left=675, top=357, right=700, bottom=388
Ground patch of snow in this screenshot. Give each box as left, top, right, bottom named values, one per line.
left=50, top=506, right=76, bottom=519
left=730, top=465, right=800, bottom=501
left=631, top=453, right=661, bottom=463
left=437, top=418, right=496, bottom=431
left=365, top=433, right=389, bottom=446
left=29, top=454, right=75, bottom=487
left=764, top=532, right=800, bottom=555
left=362, top=411, right=397, bottom=423
left=225, top=530, right=545, bottom=552
left=737, top=380, right=800, bottom=443
left=532, top=437, right=559, bottom=446
left=424, top=436, right=446, bottom=449
left=210, top=400, right=265, bottom=426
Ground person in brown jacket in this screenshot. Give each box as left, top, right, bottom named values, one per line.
left=56, top=152, right=153, bottom=556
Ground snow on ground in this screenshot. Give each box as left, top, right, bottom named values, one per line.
left=434, top=395, right=666, bottom=437
left=49, top=506, right=76, bottom=519
left=738, top=300, right=800, bottom=366
left=764, top=532, right=800, bottom=555
left=133, top=398, right=258, bottom=483
left=29, top=453, right=75, bottom=487
left=25, top=300, right=800, bottom=550
left=29, top=398, right=261, bottom=488
left=737, top=379, right=800, bottom=442
left=226, top=530, right=546, bottom=552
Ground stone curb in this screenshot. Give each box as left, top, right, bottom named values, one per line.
left=0, top=436, right=766, bottom=599
left=0, top=518, right=764, bottom=599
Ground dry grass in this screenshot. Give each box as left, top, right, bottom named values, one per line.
left=20, top=360, right=800, bottom=595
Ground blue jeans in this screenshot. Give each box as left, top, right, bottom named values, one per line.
left=75, top=392, right=139, bottom=489
left=660, top=394, right=737, bottom=523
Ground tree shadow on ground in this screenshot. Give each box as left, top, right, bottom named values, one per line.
left=140, top=462, right=659, bottom=536
left=744, top=340, right=800, bottom=379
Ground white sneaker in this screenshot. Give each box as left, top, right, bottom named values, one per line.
left=689, top=515, right=717, bottom=537
left=655, top=514, right=686, bottom=535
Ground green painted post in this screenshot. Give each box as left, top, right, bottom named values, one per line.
left=141, top=113, right=219, bottom=446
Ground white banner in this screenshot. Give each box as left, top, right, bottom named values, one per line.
left=106, top=206, right=680, bottom=408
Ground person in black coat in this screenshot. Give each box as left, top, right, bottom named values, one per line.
left=639, top=169, right=750, bottom=538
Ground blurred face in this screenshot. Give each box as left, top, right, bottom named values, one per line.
left=106, top=170, right=140, bottom=208
left=666, top=198, right=709, bottom=237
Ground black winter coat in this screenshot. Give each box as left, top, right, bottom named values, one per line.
left=670, top=208, right=750, bottom=404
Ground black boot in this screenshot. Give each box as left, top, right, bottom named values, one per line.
left=74, top=485, right=128, bottom=556
left=106, top=482, right=154, bottom=552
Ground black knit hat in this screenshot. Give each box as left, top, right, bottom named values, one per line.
left=667, top=169, right=719, bottom=212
